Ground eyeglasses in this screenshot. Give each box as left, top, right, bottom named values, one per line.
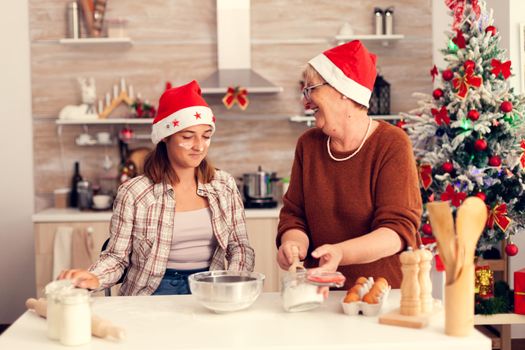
left=302, top=82, right=328, bottom=102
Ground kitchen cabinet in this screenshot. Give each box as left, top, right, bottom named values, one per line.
left=33, top=221, right=110, bottom=297
left=32, top=208, right=281, bottom=296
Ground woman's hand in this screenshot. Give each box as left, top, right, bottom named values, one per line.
left=57, top=269, right=100, bottom=290
left=277, top=240, right=307, bottom=270
left=311, top=244, right=344, bottom=272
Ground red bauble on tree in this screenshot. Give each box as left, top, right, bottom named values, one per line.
left=489, top=155, right=502, bottom=167
left=467, top=109, right=480, bottom=121
left=475, top=192, right=486, bottom=201
left=433, top=88, right=444, bottom=99
left=442, top=69, right=454, bottom=81
left=422, top=223, right=433, bottom=236
left=396, top=120, right=406, bottom=128
left=474, top=139, right=488, bottom=151
left=485, top=26, right=497, bottom=36
left=500, top=101, right=513, bottom=113
left=442, top=161, right=454, bottom=173
left=505, top=242, right=519, bottom=257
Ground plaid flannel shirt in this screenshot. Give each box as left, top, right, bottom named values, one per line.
left=89, top=169, right=255, bottom=295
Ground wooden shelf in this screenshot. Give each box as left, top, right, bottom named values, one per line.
left=335, top=34, right=404, bottom=45
left=56, top=118, right=153, bottom=125
left=290, top=114, right=400, bottom=126
left=474, top=313, right=525, bottom=325
left=59, top=37, right=132, bottom=45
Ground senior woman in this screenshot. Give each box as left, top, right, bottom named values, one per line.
left=277, top=40, right=422, bottom=289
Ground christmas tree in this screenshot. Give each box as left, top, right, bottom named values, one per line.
left=402, top=0, right=525, bottom=254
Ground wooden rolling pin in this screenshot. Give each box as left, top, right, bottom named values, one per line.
left=26, top=298, right=125, bottom=341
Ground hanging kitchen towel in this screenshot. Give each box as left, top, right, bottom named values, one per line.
left=71, top=228, right=95, bottom=269
left=52, top=226, right=74, bottom=278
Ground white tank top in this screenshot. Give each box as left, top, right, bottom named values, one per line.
left=166, top=207, right=217, bottom=270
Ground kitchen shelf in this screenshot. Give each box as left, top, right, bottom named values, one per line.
left=59, top=37, right=133, bottom=45
left=56, top=118, right=153, bottom=125
left=290, top=114, right=401, bottom=126
left=335, top=34, right=404, bottom=46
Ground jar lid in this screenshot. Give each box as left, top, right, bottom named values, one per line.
left=60, top=289, right=90, bottom=304
left=45, top=279, right=74, bottom=295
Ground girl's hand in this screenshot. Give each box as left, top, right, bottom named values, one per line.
left=57, top=269, right=100, bottom=290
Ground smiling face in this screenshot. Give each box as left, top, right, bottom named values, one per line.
left=164, top=124, right=213, bottom=170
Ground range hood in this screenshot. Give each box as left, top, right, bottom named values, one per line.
left=200, top=0, right=283, bottom=94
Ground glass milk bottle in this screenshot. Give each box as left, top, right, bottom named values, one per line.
left=59, top=289, right=92, bottom=346
left=44, top=280, right=73, bottom=340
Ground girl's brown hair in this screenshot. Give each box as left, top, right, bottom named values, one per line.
left=143, top=141, right=215, bottom=185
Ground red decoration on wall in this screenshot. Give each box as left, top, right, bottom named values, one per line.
left=222, top=86, right=249, bottom=110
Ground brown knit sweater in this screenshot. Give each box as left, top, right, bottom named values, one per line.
left=277, top=121, right=422, bottom=288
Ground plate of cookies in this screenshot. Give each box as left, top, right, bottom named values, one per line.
left=341, top=276, right=390, bottom=316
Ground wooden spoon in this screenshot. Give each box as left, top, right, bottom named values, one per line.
left=426, top=201, right=457, bottom=277
left=288, top=246, right=306, bottom=273
left=454, top=197, right=488, bottom=280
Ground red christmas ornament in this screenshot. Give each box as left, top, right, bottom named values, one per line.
left=475, top=192, right=486, bottom=201
left=422, top=223, right=433, bottom=236
left=485, top=26, right=497, bottom=36
left=395, top=120, right=406, bottom=128
left=432, top=88, right=444, bottom=99
left=119, top=127, right=134, bottom=141
left=442, top=161, right=454, bottom=173
left=489, top=155, right=502, bottom=167
left=474, top=139, right=488, bottom=151
left=442, top=69, right=454, bottom=81
left=467, top=109, right=480, bottom=121
left=505, top=242, right=519, bottom=257
left=464, top=60, right=476, bottom=72
left=501, top=101, right=513, bottom=113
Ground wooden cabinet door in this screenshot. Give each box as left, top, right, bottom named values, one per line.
left=34, top=221, right=110, bottom=297
left=245, top=218, right=284, bottom=293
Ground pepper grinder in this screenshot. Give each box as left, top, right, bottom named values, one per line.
left=400, top=247, right=421, bottom=316
left=417, top=245, right=433, bottom=313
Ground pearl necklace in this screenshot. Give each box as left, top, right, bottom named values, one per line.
left=327, top=117, right=372, bottom=162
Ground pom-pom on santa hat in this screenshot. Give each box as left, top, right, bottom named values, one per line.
left=308, top=40, right=377, bottom=108
left=151, top=80, right=215, bottom=144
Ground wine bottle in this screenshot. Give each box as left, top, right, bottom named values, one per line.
left=70, top=161, right=83, bottom=207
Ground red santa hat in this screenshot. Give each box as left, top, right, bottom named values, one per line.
left=151, top=80, right=215, bottom=144
left=308, top=40, right=377, bottom=108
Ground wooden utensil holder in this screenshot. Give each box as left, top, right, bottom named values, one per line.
left=445, top=262, right=474, bottom=336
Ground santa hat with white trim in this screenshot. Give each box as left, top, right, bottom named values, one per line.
left=151, top=80, right=215, bottom=145
left=308, top=40, right=377, bottom=108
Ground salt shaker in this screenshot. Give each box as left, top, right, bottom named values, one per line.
left=59, top=289, right=92, bottom=346
left=45, top=280, right=73, bottom=340
left=374, top=7, right=383, bottom=36
left=384, top=7, right=394, bottom=35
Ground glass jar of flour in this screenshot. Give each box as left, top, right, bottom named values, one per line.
left=59, top=289, right=92, bottom=346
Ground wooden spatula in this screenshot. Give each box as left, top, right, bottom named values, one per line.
left=454, top=197, right=488, bottom=280
left=426, top=201, right=457, bottom=276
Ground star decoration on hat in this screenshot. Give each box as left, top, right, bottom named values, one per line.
left=194, top=112, right=201, bottom=119
left=172, top=120, right=180, bottom=127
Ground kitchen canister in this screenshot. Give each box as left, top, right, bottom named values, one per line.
left=44, top=280, right=74, bottom=340
left=66, top=1, right=80, bottom=39
left=59, top=289, right=92, bottom=346
left=374, top=7, right=383, bottom=35
left=384, top=7, right=394, bottom=35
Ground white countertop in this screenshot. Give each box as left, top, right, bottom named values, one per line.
left=32, top=207, right=281, bottom=223
left=0, top=290, right=490, bottom=349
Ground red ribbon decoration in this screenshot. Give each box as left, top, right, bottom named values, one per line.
left=452, top=30, right=466, bottom=49
left=446, top=0, right=481, bottom=30
left=487, top=203, right=511, bottom=232
left=491, top=59, right=512, bottom=79
left=520, top=140, right=525, bottom=168
left=452, top=62, right=482, bottom=98
left=430, top=65, right=438, bottom=82
left=431, top=106, right=451, bottom=126
left=222, top=86, right=249, bottom=110
left=419, top=164, right=433, bottom=190
left=440, top=184, right=467, bottom=207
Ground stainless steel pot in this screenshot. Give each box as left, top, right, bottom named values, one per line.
left=242, top=166, right=278, bottom=200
